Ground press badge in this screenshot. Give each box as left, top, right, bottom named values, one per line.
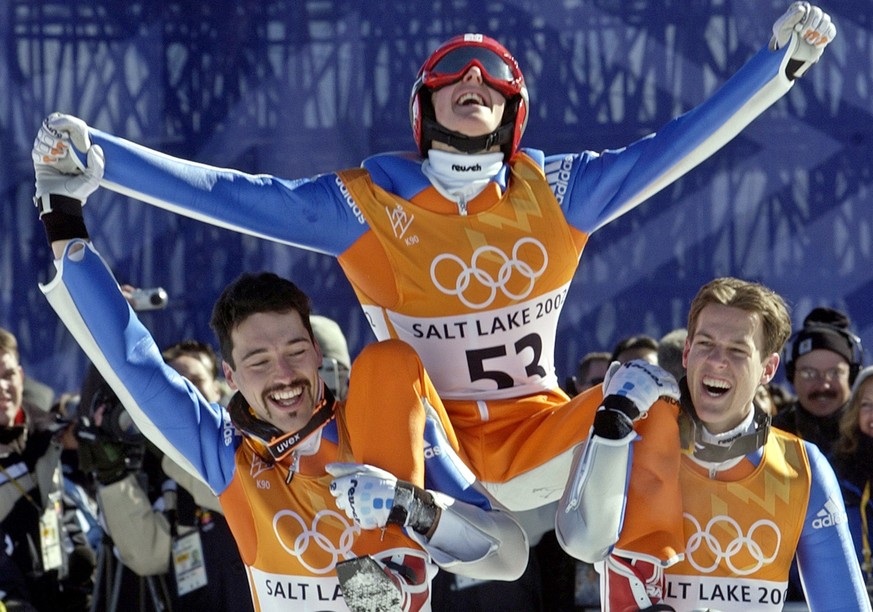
left=39, top=496, right=63, bottom=571
left=172, top=531, right=208, bottom=595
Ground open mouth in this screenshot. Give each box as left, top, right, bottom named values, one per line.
left=456, top=92, right=487, bottom=107
left=267, top=386, right=304, bottom=410
left=702, top=376, right=731, bottom=397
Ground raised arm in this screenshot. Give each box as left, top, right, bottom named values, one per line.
left=552, top=2, right=836, bottom=235
left=32, top=114, right=368, bottom=257
left=32, top=133, right=238, bottom=494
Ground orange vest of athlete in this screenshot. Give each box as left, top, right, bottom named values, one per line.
left=337, top=153, right=583, bottom=402
left=218, top=409, right=430, bottom=612
left=663, top=430, right=811, bottom=611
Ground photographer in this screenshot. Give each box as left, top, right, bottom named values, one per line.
left=78, top=342, right=252, bottom=612
left=0, top=327, right=91, bottom=612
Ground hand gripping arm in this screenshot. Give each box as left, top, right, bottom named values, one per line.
left=556, top=361, right=679, bottom=562
left=328, top=462, right=529, bottom=580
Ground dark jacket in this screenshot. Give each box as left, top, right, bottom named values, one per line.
left=0, top=401, right=90, bottom=611
left=771, top=399, right=845, bottom=458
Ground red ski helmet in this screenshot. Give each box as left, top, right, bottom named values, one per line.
left=410, top=34, right=529, bottom=158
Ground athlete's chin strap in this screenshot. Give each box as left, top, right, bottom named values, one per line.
left=228, top=381, right=337, bottom=463
left=678, top=377, right=770, bottom=463
left=421, top=117, right=514, bottom=154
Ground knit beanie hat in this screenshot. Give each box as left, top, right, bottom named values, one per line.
left=791, top=307, right=855, bottom=365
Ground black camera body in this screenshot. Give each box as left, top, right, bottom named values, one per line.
left=80, top=383, right=143, bottom=445
left=75, top=373, right=147, bottom=479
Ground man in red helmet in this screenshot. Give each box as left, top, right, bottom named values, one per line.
left=410, top=33, right=529, bottom=160
left=33, top=3, right=836, bottom=609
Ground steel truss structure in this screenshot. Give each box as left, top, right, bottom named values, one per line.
left=3, top=0, right=871, bottom=391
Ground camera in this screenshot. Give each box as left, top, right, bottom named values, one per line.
left=78, top=383, right=143, bottom=445
left=74, top=376, right=147, bottom=479
left=129, top=287, right=169, bottom=311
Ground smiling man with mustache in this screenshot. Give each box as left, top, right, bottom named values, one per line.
left=773, top=306, right=865, bottom=458
left=34, top=215, right=530, bottom=612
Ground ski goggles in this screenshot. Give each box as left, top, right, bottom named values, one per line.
left=422, top=43, right=524, bottom=98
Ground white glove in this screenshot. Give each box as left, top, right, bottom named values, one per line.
left=327, top=463, right=399, bottom=530
left=769, top=2, right=836, bottom=77
left=601, top=359, right=680, bottom=420
left=328, top=462, right=440, bottom=536
left=32, top=113, right=104, bottom=212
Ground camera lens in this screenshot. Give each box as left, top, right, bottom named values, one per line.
left=113, top=409, right=142, bottom=441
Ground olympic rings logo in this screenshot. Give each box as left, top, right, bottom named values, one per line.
left=430, top=238, right=548, bottom=309
left=273, top=508, right=360, bottom=574
left=684, top=513, right=781, bottom=575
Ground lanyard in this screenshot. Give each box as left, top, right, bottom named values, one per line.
left=0, top=462, right=41, bottom=511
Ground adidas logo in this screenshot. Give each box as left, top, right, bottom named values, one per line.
left=811, top=495, right=847, bottom=529
left=423, top=440, right=443, bottom=460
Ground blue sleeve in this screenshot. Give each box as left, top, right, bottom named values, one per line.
left=796, top=442, right=871, bottom=611
left=91, top=130, right=369, bottom=257
left=40, top=241, right=239, bottom=495
left=546, top=43, right=794, bottom=235
left=362, top=152, right=432, bottom=201
left=422, top=412, right=491, bottom=511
